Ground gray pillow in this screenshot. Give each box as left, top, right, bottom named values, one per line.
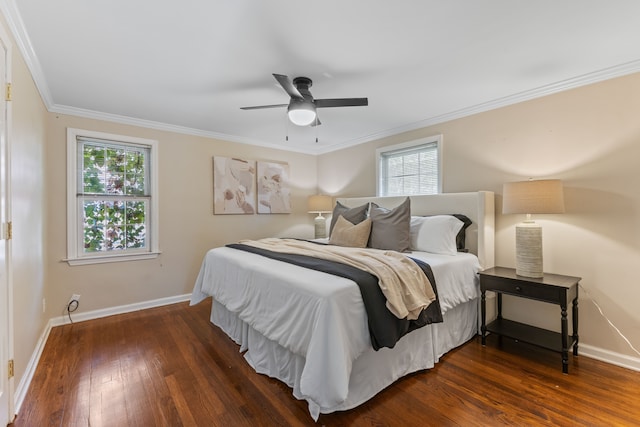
left=329, top=201, right=369, bottom=236
left=368, top=197, right=411, bottom=252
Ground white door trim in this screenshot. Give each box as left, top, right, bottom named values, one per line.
left=0, top=17, right=14, bottom=425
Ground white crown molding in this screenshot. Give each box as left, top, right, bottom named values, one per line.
left=49, top=103, right=317, bottom=155
left=50, top=54, right=640, bottom=157
left=314, top=58, right=640, bottom=155
left=4, top=0, right=640, bottom=156
left=0, top=0, right=54, bottom=107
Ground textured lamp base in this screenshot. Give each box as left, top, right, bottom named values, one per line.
left=515, top=222, right=543, bottom=278
left=314, top=215, right=327, bottom=239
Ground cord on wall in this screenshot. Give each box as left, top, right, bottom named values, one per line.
left=580, top=283, right=640, bottom=357
left=66, top=297, right=79, bottom=324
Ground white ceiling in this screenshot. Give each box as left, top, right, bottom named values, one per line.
left=4, top=0, right=640, bottom=155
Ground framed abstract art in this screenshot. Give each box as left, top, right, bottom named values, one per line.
left=256, top=161, right=291, bottom=214
left=213, top=156, right=256, bottom=214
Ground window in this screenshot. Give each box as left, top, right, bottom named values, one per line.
left=376, top=135, right=442, bottom=196
left=66, top=128, right=160, bottom=265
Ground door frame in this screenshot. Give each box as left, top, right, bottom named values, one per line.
left=0, top=18, right=14, bottom=426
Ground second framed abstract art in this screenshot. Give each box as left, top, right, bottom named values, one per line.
left=257, top=161, right=291, bottom=214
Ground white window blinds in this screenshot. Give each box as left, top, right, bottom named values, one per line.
left=378, top=137, right=441, bottom=196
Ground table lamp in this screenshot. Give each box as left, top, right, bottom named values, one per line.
left=308, top=195, right=333, bottom=238
left=502, top=179, right=565, bottom=278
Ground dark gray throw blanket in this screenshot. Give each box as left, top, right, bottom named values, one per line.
left=227, top=243, right=443, bottom=350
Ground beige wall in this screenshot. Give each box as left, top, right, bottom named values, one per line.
left=319, top=72, right=640, bottom=359
left=4, top=15, right=48, bottom=388
left=44, top=115, right=318, bottom=316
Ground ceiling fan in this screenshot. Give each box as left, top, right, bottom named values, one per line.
left=241, top=74, right=368, bottom=127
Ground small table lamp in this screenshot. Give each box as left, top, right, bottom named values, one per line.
left=503, top=179, right=565, bottom=278
left=308, top=195, right=333, bottom=239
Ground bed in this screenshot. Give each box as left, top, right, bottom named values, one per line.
left=190, top=191, right=495, bottom=420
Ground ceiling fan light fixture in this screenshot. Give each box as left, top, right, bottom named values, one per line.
left=287, top=99, right=317, bottom=126
left=242, top=74, right=367, bottom=127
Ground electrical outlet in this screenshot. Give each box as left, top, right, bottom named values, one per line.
left=42, top=298, right=46, bottom=313
left=67, top=293, right=81, bottom=313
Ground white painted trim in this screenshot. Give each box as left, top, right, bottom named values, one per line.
left=51, top=293, right=191, bottom=327
left=43, top=60, right=640, bottom=156
left=314, top=59, right=640, bottom=155
left=0, top=0, right=54, bottom=107
left=0, top=14, right=13, bottom=424
left=580, top=343, right=640, bottom=373
left=13, top=293, right=192, bottom=413
left=65, top=128, right=160, bottom=265
left=53, top=104, right=319, bottom=153
left=13, top=318, right=52, bottom=414
left=63, top=251, right=161, bottom=266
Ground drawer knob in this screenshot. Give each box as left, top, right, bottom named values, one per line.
left=516, top=286, right=522, bottom=292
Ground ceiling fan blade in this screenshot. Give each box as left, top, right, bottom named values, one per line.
left=273, top=74, right=303, bottom=99
left=315, top=98, right=368, bottom=108
left=240, top=104, right=288, bottom=110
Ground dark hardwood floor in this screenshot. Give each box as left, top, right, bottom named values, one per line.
left=11, top=300, right=640, bottom=426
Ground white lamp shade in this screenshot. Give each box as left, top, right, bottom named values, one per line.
left=502, top=179, right=565, bottom=215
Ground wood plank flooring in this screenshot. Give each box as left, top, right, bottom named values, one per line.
left=11, top=299, right=640, bottom=426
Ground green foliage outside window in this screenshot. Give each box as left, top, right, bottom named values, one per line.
left=81, top=142, right=148, bottom=253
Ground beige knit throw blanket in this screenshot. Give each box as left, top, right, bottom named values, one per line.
left=239, top=238, right=436, bottom=320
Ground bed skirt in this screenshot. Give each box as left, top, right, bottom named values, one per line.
left=209, top=299, right=478, bottom=420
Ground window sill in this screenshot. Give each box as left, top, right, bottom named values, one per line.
left=64, top=251, right=161, bottom=266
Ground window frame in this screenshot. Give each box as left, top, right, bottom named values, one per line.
left=66, top=128, right=160, bottom=265
left=376, top=135, right=443, bottom=197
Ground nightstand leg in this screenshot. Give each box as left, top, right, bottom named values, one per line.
left=573, top=297, right=579, bottom=356
left=561, top=304, right=569, bottom=374
left=481, top=290, right=486, bottom=346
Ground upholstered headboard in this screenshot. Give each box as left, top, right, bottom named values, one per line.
left=336, top=191, right=495, bottom=270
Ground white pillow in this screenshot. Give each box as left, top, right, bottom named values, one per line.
left=409, top=215, right=464, bottom=255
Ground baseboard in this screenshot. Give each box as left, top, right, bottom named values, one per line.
left=580, top=343, right=640, bottom=372
left=13, top=318, right=54, bottom=414
left=13, top=293, right=192, bottom=412
left=50, top=293, right=192, bottom=327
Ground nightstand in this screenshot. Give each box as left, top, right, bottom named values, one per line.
left=479, top=266, right=580, bottom=374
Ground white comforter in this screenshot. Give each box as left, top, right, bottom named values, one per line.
left=190, top=245, right=480, bottom=412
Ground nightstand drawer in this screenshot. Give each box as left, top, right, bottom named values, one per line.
left=481, top=276, right=560, bottom=303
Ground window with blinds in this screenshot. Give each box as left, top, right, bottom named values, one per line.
left=66, top=128, right=160, bottom=265
left=77, top=137, right=150, bottom=253
left=377, top=136, right=442, bottom=197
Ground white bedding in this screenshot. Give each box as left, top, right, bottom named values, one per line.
left=190, top=245, right=481, bottom=418
left=408, top=251, right=481, bottom=311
